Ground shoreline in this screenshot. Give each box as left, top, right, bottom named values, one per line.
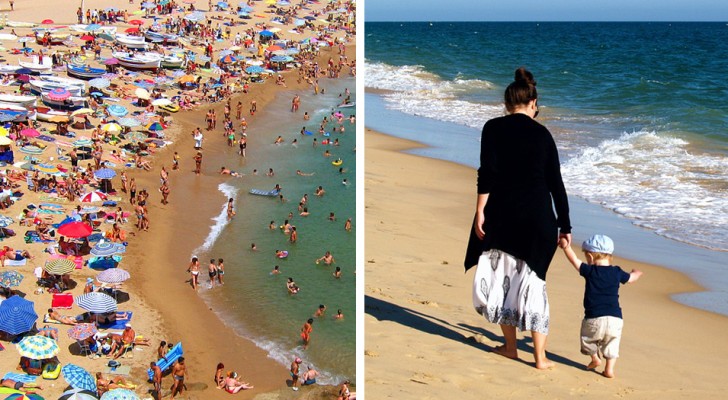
left=364, top=127, right=728, bottom=399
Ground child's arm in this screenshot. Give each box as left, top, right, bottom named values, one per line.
left=559, top=238, right=582, bottom=273
left=627, top=269, right=643, bottom=283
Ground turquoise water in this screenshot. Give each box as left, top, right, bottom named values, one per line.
left=365, top=22, right=728, bottom=252
left=192, top=78, right=356, bottom=383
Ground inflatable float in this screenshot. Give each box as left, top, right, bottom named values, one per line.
left=249, top=188, right=281, bottom=197
left=331, top=159, right=343, bottom=166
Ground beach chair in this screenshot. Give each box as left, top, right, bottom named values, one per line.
left=26, top=174, right=36, bottom=192
left=76, top=339, right=93, bottom=357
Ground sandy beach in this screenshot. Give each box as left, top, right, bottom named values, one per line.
left=364, top=128, right=728, bottom=399
left=0, top=0, right=355, bottom=399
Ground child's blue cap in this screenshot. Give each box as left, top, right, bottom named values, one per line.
left=582, top=234, right=614, bottom=255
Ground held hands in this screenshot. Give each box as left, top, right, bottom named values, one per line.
left=558, top=233, right=572, bottom=249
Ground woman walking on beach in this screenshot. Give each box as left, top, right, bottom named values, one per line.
left=194, top=152, right=203, bottom=175
left=464, top=67, right=571, bottom=369
left=188, top=257, right=200, bottom=290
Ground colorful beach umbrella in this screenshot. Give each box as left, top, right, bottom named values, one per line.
left=16, top=335, right=60, bottom=360
left=66, top=324, right=98, bottom=342
left=88, top=78, right=110, bottom=88
left=20, top=128, right=40, bottom=137
left=73, top=138, right=94, bottom=147
left=100, top=389, right=138, bottom=400
left=101, top=123, right=122, bottom=132
left=79, top=191, right=108, bottom=203
left=5, top=393, right=45, bottom=400
left=90, top=241, right=125, bottom=257
left=94, top=168, right=116, bottom=179
left=0, top=271, right=23, bottom=288
left=146, top=122, right=164, bottom=132
left=75, top=292, right=117, bottom=314
left=106, top=105, right=128, bottom=117
left=57, top=221, right=93, bottom=238
left=0, top=296, right=37, bottom=335
left=59, top=389, right=99, bottom=400
left=44, top=259, right=76, bottom=275
left=62, top=365, right=97, bottom=393
left=47, top=88, right=72, bottom=101
left=97, top=268, right=130, bottom=284
left=220, top=54, right=237, bottom=63
left=33, top=163, right=60, bottom=175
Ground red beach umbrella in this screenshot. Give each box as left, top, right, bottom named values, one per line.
left=20, top=128, right=41, bottom=138
left=125, top=27, right=140, bottom=33
left=47, top=88, right=72, bottom=101
left=41, top=19, right=54, bottom=25
left=129, top=20, right=144, bottom=25
left=79, top=191, right=108, bottom=203
left=57, top=221, right=93, bottom=238
left=80, top=35, right=95, bottom=41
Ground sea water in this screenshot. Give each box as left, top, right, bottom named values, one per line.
left=190, top=78, right=356, bottom=383
left=365, top=22, right=728, bottom=316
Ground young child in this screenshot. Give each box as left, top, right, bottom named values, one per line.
left=560, top=234, right=642, bottom=378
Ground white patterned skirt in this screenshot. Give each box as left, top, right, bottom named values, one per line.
left=472, top=250, right=550, bottom=334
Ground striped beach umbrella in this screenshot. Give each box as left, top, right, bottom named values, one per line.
left=100, top=389, right=138, bottom=400
left=97, top=268, right=130, bottom=284
left=118, top=117, right=141, bottom=128
left=57, top=221, right=93, bottom=238
left=73, top=138, right=94, bottom=147
left=20, top=145, right=44, bottom=154
left=47, top=88, right=72, bottom=101
left=0, top=296, right=37, bottom=335
left=94, top=168, right=116, bottom=179
left=79, top=191, right=108, bottom=203
left=0, top=270, right=24, bottom=288
left=220, top=54, right=237, bottom=64
left=44, top=259, right=76, bottom=275
left=90, top=241, right=125, bottom=257
left=107, top=105, right=128, bottom=118
left=33, top=163, right=60, bottom=175
left=5, top=393, right=45, bottom=400
left=0, top=215, right=13, bottom=228
left=75, top=292, right=117, bottom=313
left=16, top=335, right=60, bottom=360
left=62, top=365, right=98, bottom=393
left=66, top=324, right=98, bottom=341
left=88, top=78, right=110, bottom=89
left=59, top=389, right=99, bottom=400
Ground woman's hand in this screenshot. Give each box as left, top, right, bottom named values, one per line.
left=474, top=211, right=485, bottom=240
left=558, top=232, right=572, bottom=248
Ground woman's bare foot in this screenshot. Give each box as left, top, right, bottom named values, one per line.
left=602, top=370, right=614, bottom=378
left=535, top=358, right=555, bottom=370
left=491, top=345, right=518, bottom=359
left=587, top=358, right=601, bottom=370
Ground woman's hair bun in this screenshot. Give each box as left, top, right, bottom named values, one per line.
left=514, top=67, right=536, bottom=86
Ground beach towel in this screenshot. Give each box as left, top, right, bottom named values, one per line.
left=4, top=258, right=27, bottom=267
left=98, top=311, right=132, bottom=330
left=103, top=365, right=132, bottom=376
left=51, top=293, right=74, bottom=309
left=38, top=209, right=64, bottom=214
left=37, top=135, right=56, bottom=143
left=2, top=373, right=37, bottom=384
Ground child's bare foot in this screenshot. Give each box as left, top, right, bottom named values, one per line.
left=586, top=360, right=601, bottom=370
left=491, top=345, right=518, bottom=359
left=602, top=370, right=615, bottom=378
left=535, top=358, right=555, bottom=370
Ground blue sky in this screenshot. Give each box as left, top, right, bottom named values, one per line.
left=365, top=0, right=728, bottom=22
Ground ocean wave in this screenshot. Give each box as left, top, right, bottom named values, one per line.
left=365, top=61, right=502, bottom=129
left=192, top=182, right=239, bottom=255
left=562, top=130, right=728, bottom=251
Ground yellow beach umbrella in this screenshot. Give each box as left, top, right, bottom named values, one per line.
left=265, top=0, right=276, bottom=4
left=71, top=108, right=94, bottom=116
left=101, top=123, right=121, bottom=132
left=0, top=136, right=11, bottom=145
left=0, top=126, right=8, bottom=137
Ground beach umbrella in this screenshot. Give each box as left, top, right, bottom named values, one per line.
left=103, top=58, right=119, bottom=65
left=246, top=59, right=263, bottom=66
left=259, top=30, right=273, bottom=37
left=17, top=37, right=32, bottom=43
left=79, top=191, right=108, bottom=203
left=101, top=123, right=122, bottom=132
left=220, top=54, right=237, bottom=64
left=270, top=55, right=293, bottom=63
left=62, top=365, right=97, bottom=393
left=141, top=1, right=156, bottom=8
left=245, top=65, right=264, bottom=74
left=66, top=324, right=98, bottom=342
left=20, top=128, right=41, bottom=137
left=218, top=49, right=233, bottom=57
left=88, top=78, right=110, bottom=89
left=33, top=163, right=60, bottom=175
left=59, top=389, right=99, bottom=400
left=0, top=33, right=18, bottom=40
left=196, top=55, right=211, bottom=62
left=0, top=136, right=9, bottom=146
left=184, top=12, right=204, bottom=22
left=57, top=221, right=93, bottom=238
left=90, top=241, right=124, bottom=257
left=85, top=24, right=101, bottom=32
left=79, top=35, right=95, bottom=41
left=124, top=27, right=139, bottom=34
left=118, top=117, right=141, bottom=128
left=4, top=393, right=45, bottom=400
left=294, top=19, right=306, bottom=26
left=100, top=389, right=138, bottom=400
left=217, top=1, right=229, bottom=8
left=0, top=296, right=37, bottom=335
left=73, top=138, right=94, bottom=147
left=0, top=215, right=13, bottom=228
left=47, top=88, right=72, bottom=101
left=146, top=121, right=164, bottom=132
left=75, top=292, right=117, bottom=314
left=97, top=268, right=130, bottom=284
left=266, top=44, right=283, bottom=52
left=94, top=168, right=116, bottom=180
left=16, top=335, right=60, bottom=360
left=151, top=98, right=172, bottom=106
left=303, top=15, right=316, bottom=21
left=71, top=108, right=94, bottom=117
left=107, top=105, right=128, bottom=117
left=20, top=145, right=44, bottom=154
left=41, top=19, right=54, bottom=24
left=128, top=20, right=144, bottom=26
left=0, top=270, right=23, bottom=288
left=268, top=27, right=281, bottom=33
left=135, top=88, right=150, bottom=100
left=44, top=259, right=76, bottom=275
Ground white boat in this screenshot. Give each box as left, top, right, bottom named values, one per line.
left=0, top=94, right=36, bottom=107
left=161, top=54, right=185, bottom=69
left=0, top=65, right=21, bottom=74
left=66, top=63, right=106, bottom=79
left=41, top=93, right=88, bottom=110
left=35, top=32, right=72, bottom=45
left=115, top=33, right=148, bottom=50
left=145, top=31, right=179, bottom=44
left=18, top=56, right=53, bottom=73
left=7, top=21, right=37, bottom=28
left=69, top=25, right=117, bottom=36
left=29, top=76, right=86, bottom=96
left=111, top=52, right=162, bottom=70
left=33, top=106, right=71, bottom=122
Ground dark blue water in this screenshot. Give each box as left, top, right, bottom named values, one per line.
left=365, top=22, right=728, bottom=252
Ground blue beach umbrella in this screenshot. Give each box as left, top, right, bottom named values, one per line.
left=184, top=12, right=205, bottom=22
left=245, top=65, right=264, bottom=74
left=141, top=2, right=156, bottom=9
left=90, top=241, right=125, bottom=257
left=259, top=30, right=273, bottom=37
left=0, top=271, right=23, bottom=288
left=16, top=335, right=60, bottom=359
left=73, top=138, right=94, bottom=148
left=220, top=54, right=237, bottom=63
left=94, top=168, right=116, bottom=179
left=0, top=296, right=37, bottom=335
left=217, top=1, right=229, bottom=8
left=75, top=292, right=117, bottom=314
left=107, top=105, right=128, bottom=117
left=20, top=145, right=44, bottom=154
left=88, top=78, right=110, bottom=89
left=100, top=389, right=139, bottom=400
left=146, top=121, right=164, bottom=132
left=270, top=55, right=293, bottom=62
left=0, top=215, right=13, bottom=228
left=62, top=364, right=97, bottom=393
left=59, top=388, right=99, bottom=400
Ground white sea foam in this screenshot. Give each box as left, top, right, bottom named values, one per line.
left=192, top=182, right=239, bottom=255
left=562, top=130, right=728, bottom=251
left=365, top=61, right=502, bottom=129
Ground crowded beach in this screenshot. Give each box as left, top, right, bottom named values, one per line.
left=0, top=0, right=356, bottom=399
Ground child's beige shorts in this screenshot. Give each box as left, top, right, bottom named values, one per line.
left=580, top=316, right=623, bottom=359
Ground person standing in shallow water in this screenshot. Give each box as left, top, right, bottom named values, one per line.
left=465, top=67, right=571, bottom=370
